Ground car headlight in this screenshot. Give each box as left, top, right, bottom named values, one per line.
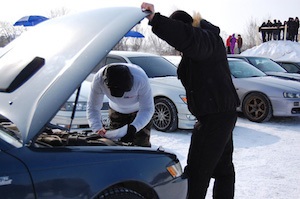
left=180, top=95, right=187, bottom=104
left=60, top=102, right=87, bottom=111
left=167, top=161, right=183, bottom=178
left=283, top=92, right=300, bottom=98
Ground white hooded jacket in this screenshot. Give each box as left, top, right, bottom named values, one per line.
left=87, top=63, right=154, bottom=132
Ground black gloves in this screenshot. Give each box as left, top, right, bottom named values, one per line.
left=121, top=124, right=136, bottom=143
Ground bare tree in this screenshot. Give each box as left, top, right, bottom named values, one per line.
left=0, top=21, right=25, bottom=46
left=243, top=17, right=262, bottom=49
left=49, top=7, right=70, bottom=18
left=113, top=24, right=144, bottom=51
left=127, top=25, right=144, bottom=51
left=141, top=30, right=177, bottom=55
left=113, top=37, right=144, bottom=51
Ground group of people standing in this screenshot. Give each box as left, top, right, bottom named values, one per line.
left=259, top=17, right=299, bottom=42
left=226, top=33, right=243, bottom=54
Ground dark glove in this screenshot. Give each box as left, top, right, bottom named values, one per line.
left=121, top=124, right=136, bottom=143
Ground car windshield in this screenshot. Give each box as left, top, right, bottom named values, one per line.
left=127, top=57, right=177, bottom=78
left=247, top=57, right=287, bottom=72
left=228, top=60, right=266, bottom=78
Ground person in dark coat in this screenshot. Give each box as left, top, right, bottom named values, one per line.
left=237, top=34, right=243, bottom=54
left=259, top=21, right=267, bottom=42
left=266, top=20, right=273, bottom=41
left=295, top=17, right=299, bottom=42
left=277, top=20, right=283, bottom=40
left=287, top=17, right=295, bottom=41
left=272, top=19, right=279, bottom=40
left=141, top=2, right=240, bottom=199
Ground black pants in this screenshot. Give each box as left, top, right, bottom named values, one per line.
left=185, top=111, right=237, bottom=199
left=227, top=47, right=231, bottom=54
left=109, top=108, right=152, bottom=147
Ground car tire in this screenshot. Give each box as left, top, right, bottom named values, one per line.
left=153, top=98, right=178, bottom=132
left=242, top=92, right=272, bottom=123
left=97, top=187, right=144, bottom=199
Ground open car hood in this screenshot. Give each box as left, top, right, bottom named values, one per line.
left=0, top=7, right=149, bottom=145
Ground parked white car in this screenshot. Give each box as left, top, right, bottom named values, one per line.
left=228, top=58, right=300, bottom=122
left=52, top=51, right=196, bottom=132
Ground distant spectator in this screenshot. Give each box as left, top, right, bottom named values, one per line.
left=259, top=22, right=267, bottom=42
left=277, top=20, right=283, bottom=40
left=283, top=21, right=288, bottom=40
left=266, top=20, right=273, bottom=41
left=226, top=35, right=232, bottom=54
left=272, top=19, right=280, bottom=40
left=237, top=34, right=243, bottom=54
left=287, top=17, right=295, bottom=41
left=230, top=33, right=236, bottom=54
left=295, top=17, right=299, bottom=42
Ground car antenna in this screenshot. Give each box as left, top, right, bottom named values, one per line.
left=69, top=85, right=81, bottom=131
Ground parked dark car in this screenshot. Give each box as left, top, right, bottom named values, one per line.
left=228, top=55, right=300, bottom=82
left=275, top=60, right=300, bottom=74
left=228, top=58, right=300, bottom=122
left=0, top=7, right=187, bottom=199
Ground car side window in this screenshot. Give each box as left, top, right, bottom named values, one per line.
left=91, top=56, right=126, bottom=74
left=281, top=63, right=298, bottom=73
left=106, top=57, right=126, bottom=65
left=92, top=58, right=106, bottom=74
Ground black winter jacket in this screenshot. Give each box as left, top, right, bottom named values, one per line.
left=150, top=13, right=240, bottom=118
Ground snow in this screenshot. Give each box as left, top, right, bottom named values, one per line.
left=152, top=41, right=300, bottom=198
left=241, top=40, right=300, bottom=62
left=151, top=116, right=300, bottom=199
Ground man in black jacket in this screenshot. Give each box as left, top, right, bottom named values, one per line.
left=141, top=3, right=240, bottom=199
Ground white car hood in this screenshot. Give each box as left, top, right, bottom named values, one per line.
left=266, top=71, right=300, bottom=81
left=234, top=76, right=300, bottom=91
left=151, top=76, right=183, bottom=88
left=0, top=7, right=149, bottom=145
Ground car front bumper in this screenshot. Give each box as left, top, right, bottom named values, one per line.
left=271, top=97, right=300, bottom=116
left=155, top=175, right=187, bottom=199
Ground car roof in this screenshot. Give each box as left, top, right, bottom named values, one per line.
left=227, top=54, right=269, bottom=59
left=227, top=57, right=244, bottom=61
left=109, top=50, right=159, bottom=58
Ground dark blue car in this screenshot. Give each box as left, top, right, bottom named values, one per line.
left=0, top=7, right=187, bottom=198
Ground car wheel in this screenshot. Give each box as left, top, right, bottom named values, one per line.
left=242, top=92, right=272, bottom=122
left=153, top=98, right=178, bottom=132
left=97, top=187, right=144, bottom=199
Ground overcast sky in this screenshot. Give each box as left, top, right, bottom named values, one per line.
left=1, top=0, right=299, bottom=35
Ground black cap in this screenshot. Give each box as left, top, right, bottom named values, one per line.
left=103, top=64, right=133, bottom=97
left=169, top=10, right=193, bottom=24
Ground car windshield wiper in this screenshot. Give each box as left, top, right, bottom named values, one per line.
left=249, top=75, right=262, bottom=77
left=155, top=75, right=176, bottom=78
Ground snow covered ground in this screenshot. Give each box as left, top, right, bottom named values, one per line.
left=154, top=41, right=300, bottom=198
left=241, top=40, right=300, bottom=62
left=151, top=115, right=300, bottom=199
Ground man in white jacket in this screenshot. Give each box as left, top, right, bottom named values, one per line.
left=87, top=63, right=154, bottom=147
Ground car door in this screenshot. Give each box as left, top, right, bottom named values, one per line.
left=0, top=151, right=34, bottom=198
